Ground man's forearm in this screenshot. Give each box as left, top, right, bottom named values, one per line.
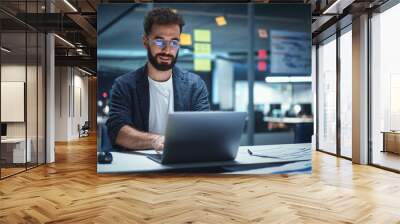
left=115, top=125, right=158, bottom=150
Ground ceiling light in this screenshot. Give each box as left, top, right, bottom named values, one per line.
left=78, top=67, right=92, bottom=76
left=54, top=34, right=75, bottom=48
left=215, top=16, right=227, bottom=26
left=289, top=76, right=312, bottom=82
left=294, top=104, right=302, bottom=114
left=322, top=0, right=352, bottom=15
left=63, top=0, right=78, bottom=12
left=265, top=76, right=289, bottom=83
left=1, top=47, right=11, bottom=53
left=265, top=76, right=312, bottom=83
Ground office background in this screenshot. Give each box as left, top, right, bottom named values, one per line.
left=97, top=3, right=313, bottom=152
left=316, top=2, right=400, bottom=171
left=1, top=1, right=400, bottom=222
left=0, top=1, right=47, bottom=178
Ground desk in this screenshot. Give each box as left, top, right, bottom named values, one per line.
left=1, top=138, right=31, bottom=163
left=381, top=131, right=400, bottom=154
left=263, top=117, right=314, bottom=143
left=98, top=144, right=311, bottom=174
left=264, top=117, right=314, bottom=123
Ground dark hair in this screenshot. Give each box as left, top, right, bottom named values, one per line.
left=143, top=8, right=185, bottom=36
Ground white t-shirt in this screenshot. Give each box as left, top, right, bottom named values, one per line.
left=148, top=75, right=174, bottom=135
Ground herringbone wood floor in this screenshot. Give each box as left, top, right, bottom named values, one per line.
left=1, top=134, right=400, bottom=224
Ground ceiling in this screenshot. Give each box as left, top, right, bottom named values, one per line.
left=0, top=0, right=391, bottom=75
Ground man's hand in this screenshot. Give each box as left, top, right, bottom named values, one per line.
left=115, top=125, right=167, bottom=151
left=151, top=135, right=165, bottom=153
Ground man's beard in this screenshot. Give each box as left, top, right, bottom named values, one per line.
left=147, top=48, right=179, bottom=71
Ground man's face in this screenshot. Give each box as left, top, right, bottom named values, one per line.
left=144, top=23, right=181, bottom=71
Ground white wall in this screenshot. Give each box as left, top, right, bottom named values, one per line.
left=55, top=67, right=68, bottom=141
left=1, top=64, right=26, bottom=82
left=213, top=59, right=234, bottom=110
left=55, top=67, right=89, bottom=141
left=1, top=63, right=46, bottom=163
left=1, top=65, right=26, bottom=140
left=1, top=65, right=41, bottom=137
left=72, top=72, right=89, bottom=138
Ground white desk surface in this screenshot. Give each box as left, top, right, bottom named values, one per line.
left=97, top=144, right=312, bottom=174
left=1, top=138, right=27, bottom=143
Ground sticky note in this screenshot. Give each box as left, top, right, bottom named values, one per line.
left=258, top=61, right=267, bottom=71
left=215, top=16, right=227, bottom=26
left=258, top=28, right=268, bottom=39
left=194, top=43, right=211, bottom=55
left=258, top=49, right=267, bottom=59
left=180, top=33, right=192, bottom=46
left=194, top=29, right=211, bottom=42
left=194, top=58, right=211, bottom=71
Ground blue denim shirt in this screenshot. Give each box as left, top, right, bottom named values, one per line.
left=106, top=65, right=210, bottom=147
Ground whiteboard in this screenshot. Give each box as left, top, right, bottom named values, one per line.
left=270, top=30, right=311, bottom=75
left=1, top=82, right=25, bottom=122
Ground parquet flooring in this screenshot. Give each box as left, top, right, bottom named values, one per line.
left=1, top=167, right=25, bottom=178
left=1, top=134, right=400, bottom=223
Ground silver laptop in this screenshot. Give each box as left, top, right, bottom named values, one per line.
left=147, top=111, right=247, bottom=164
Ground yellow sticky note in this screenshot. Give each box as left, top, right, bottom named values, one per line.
left=180, top=33, right=192, bottom=46
left=194, top=58, right=211, bottom=71
left=194, top=29, right=211, bottom=42
left=215, top=16, right=227, bottom=26
left=194, top=43, right=211, bottom=55
left=258, top=28, right=268, bottom=39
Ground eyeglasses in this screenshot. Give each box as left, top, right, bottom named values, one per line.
left=149, top=38, right=180, bottom=50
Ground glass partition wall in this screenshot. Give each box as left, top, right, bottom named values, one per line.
left=339, top=26, right=352, bottom=159
left=370, top=2, right=400, bottom=172
left=316, top=25, right=353, bottom=159
left=0, top=30, right=27, bottom=177
left=0, top=1, right=46, bottom=179
left=316, top=0, right=400, bottom=172
left=317, top=35, right=337, bottom=155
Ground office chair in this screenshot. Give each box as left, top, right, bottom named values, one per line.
left=78, top=121, right=90, bottom=138
left=294, top=122, right=313, bottom=143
